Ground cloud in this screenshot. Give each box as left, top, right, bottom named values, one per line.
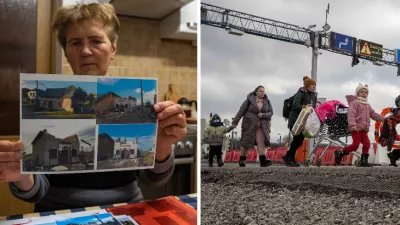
left=135, top=88, right=141, bottom=93
left=137, top=89, right=157, bottom=104
left=201, top=0, right=400, bottom=143
left=98, top=77, right=117, bottom=86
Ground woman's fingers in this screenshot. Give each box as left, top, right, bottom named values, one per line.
left=0, top=141, right=24, bottom=152
left=157, top=104, right=184, bottom=120
left=158, top=113, right=186, bottom=130
left=154, top=101, right=177, bottom=113
left=0, top=169, right=26, bottom=182
left=0, top=162, right=20, bottom=170
left=0, top=152, right=23, bottom=162
left=164, top=126, right=187, bottom=137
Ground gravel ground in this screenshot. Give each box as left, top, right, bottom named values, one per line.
left=201, top=165, right=400, bottom=225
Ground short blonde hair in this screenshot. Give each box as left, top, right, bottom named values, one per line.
left=52, top=3, right=120, bottom=50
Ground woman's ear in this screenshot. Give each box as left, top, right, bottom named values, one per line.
left=111, top=43, right=117, bottom=60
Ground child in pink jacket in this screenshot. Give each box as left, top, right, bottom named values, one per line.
left=334, top=83, right=384, bottom=167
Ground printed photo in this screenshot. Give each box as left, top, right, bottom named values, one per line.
left=21, top=120, right=96, bottom=173
left=21, top=80, right=97, bottom=119
left=96, top=78, right=157, bottom=124
left=114, top=216, right=139, bottom=225
left=97, top=124, right=157, bottom=170
left=55, top=213, right=120, bottom=225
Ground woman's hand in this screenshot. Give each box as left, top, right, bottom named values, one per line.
left=154, top=101, right=187, bottom=162
left=0, top=141, right=34, bottom=191
left=258, top=113, right=263, bottom=118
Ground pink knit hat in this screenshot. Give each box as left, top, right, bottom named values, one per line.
left=355, top=83, right=368, bottom=95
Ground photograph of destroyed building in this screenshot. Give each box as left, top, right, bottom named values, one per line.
left=21, top=120, right=96, bottom=173
left=96, top=78, right=157, bottom=124
left=21, top=80, right=97, bottom=119
left=97, top=123, right=157, bottom=170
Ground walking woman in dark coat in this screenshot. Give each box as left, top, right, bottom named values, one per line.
left=232, top=86, right=273, bottom=167
left=282, top=76, right=317, bottom=167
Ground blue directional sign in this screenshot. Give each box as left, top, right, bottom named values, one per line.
left=331, top=32, right=354, bottom=53
left=396, top=49, right=400, bottom=64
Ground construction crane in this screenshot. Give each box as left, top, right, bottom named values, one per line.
left=201, top=2, right=400, bottom=158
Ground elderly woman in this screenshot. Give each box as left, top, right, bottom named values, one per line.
left=232, top=85, right=273, bottom=167
left=0, top=3, right=186, bottom=212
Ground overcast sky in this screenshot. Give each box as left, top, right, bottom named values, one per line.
left=201, top=0, right=400, bottom=143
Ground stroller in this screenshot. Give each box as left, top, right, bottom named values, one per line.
left=303, top=104, right=362, bottom=167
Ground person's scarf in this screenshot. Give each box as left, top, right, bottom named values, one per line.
left=356, top=97, right=368, bottom=104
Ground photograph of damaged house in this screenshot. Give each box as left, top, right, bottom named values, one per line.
left=96, top=77, right=157, bottom=124
left=97, top=123, right=157, bottom=170
left=21, top=79, right=97, bottom=119
left=21, top=119, right=96, bottom=173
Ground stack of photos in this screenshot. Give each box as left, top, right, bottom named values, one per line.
left=20, top=73, right=158, bottom=174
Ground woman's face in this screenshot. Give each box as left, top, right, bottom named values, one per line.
left=256, top=87, right=265, bottom=98
left=306, top=85, right=316, bottom=92
left=65, top=19, right=116, bottom=75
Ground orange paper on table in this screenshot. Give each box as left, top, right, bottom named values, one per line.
left=105, top=196, right=197, bottom=225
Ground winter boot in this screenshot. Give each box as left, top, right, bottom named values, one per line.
left=239, top=156, right=246, bottom=167
left=259, top=155, right=272, bottom=167
left=357, top=154, right=373, bottom=167
left=334, top=149, right=348, bottom=166
left=387, top=152, right=397, bottom=167
left=388, top=149, right=400, bottom=167
left=282, top=155, right=300, bottom=167
left=217, top=158, right=224, bottom=167
left=208, top=157, right=213, bottom=167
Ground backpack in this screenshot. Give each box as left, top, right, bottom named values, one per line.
left=282, top=94, right=296, bottom=119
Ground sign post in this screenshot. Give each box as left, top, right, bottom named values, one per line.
left=330, top=32, right=355, bottom=53
left=395, top=49, right=400, bottom=64
left=359, top=39, right=383, bottom=59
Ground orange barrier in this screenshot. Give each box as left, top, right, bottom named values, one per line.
left=232, top=150, right=240, bottom=162
left=266, top=148, right=276, bottom=161
left=295, top=140, right=308, bottom=163
left=224, top=151, right=233, bottom=162
left=321, top=148, right=335, bottom=166
left=246, top=149, right=258, bottom=162
left=274, top=148, right=287, bottom=163
left=341, top=154, right=353, bottom=166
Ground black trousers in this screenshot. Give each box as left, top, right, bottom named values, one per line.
left=209, top=145, right=223, bottom=162
left=286, top=131, right=305, bottom=158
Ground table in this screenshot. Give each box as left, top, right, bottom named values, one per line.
left=0, top=193, right=197, bottom=221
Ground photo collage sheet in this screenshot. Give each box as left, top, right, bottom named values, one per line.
left=3, top=196, right=197, bottom=225
left=20, top=73, right=158, bottom=174
left=2, top=209, right=139, bottom=225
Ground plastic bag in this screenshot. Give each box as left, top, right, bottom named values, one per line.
left=303, top=111, right=321, bottom=138
left=291, top=106, right=313, bottom=136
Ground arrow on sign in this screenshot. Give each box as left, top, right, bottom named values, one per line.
left=339, top=38, right=349, bottom=48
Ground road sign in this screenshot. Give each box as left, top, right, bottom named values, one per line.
left=359, top=39, right=383, bottom=59
left=331, top=32, right=354, bottom=53
left=395, top=49, right=400, bottom=64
